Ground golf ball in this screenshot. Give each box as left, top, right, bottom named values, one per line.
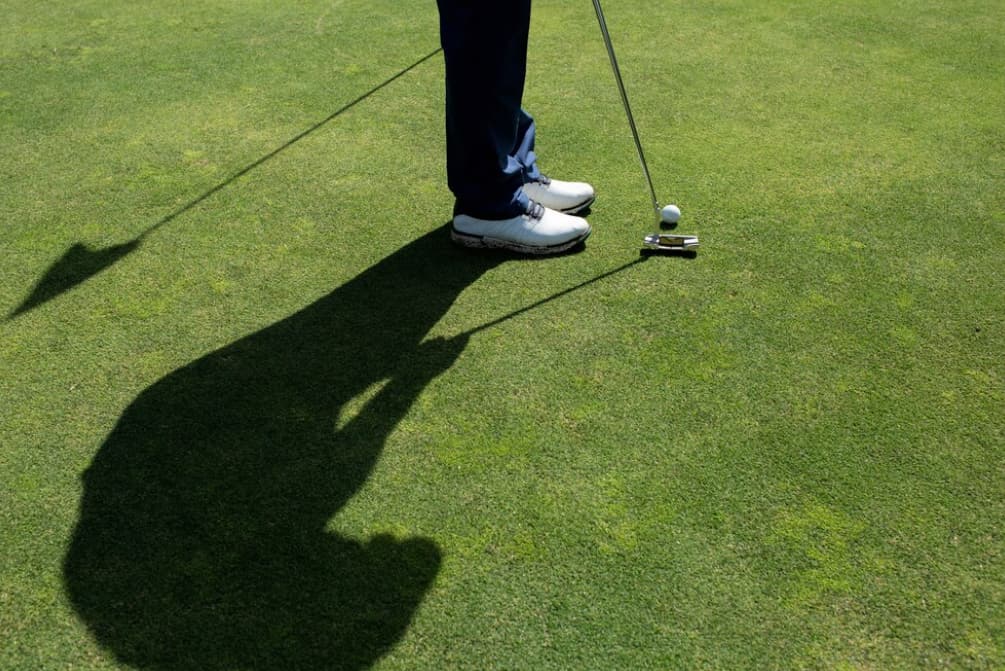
left=661, top=204, right=681, bottom=224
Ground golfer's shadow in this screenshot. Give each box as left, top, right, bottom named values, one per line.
left=64, top=226, right=502, bottom=671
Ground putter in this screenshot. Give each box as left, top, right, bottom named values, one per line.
left=591, top=0, right=699, bottom=252
left=643, top=233, right=699, bottom=251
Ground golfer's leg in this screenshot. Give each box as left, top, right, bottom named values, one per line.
left=515, top=111, right=596, bottom=215
left=513, top=108, right=543, bottom=183
left=437, top=0, right=532, bottom=220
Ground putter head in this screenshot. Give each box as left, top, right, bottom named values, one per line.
left=642, top=233, right=699, bottom=252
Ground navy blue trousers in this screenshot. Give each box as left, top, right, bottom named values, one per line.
left=436, top=0, right=543, bottom=219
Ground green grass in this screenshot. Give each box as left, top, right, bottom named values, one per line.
left=2, top=0, right=1003, bottom=669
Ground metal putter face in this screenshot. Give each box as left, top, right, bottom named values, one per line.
left=643, top=233, right=699, bottom=251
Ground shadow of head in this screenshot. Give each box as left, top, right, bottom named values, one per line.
left=63, top=226, right=503, bottom=671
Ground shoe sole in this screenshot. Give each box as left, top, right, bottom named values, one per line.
left=559, top=195, right=596, bottom=215
left=450, top=226, right=591, bottom=255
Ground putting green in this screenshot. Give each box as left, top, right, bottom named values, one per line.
left=2, top=1, right=1002, bottom=669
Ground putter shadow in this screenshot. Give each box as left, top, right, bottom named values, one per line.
left=64, top=225, right=501, bottom=671
left=639, top=248, right=698, bottom=260
left=8, top=48, right=443, bottom=320
left=8, top=241, right=140, bottom=318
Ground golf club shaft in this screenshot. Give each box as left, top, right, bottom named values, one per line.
left=591, top=0, right=660, bottom=215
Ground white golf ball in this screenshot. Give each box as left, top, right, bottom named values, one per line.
left=661, top=204, right=681, bottom=224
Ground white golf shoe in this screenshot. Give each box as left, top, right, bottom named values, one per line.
left=521, top=176, right=596, bottom=214
left=451, top=201, right=591, bottom=255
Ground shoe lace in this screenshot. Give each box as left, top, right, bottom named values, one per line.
left=526, top=200, right=545, bottom=220
left=537, top=175, right=552, bottom=186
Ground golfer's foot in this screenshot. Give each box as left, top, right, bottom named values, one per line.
left=451, top=201, right=591, bottom=255
left=522, top=175, right=596, bottom=214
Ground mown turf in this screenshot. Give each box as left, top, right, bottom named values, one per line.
left=2, top=0, right=1003, bottom=669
